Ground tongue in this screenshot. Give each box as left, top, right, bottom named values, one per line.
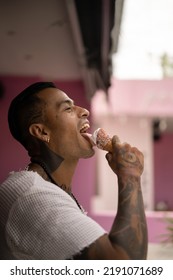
left=81, top=133, right=96, bottom=146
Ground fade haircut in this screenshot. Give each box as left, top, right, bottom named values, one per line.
left=8, top=82, right=56, bottom=148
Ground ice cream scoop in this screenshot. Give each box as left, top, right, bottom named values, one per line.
left=91, top=128, right=112, bottom=152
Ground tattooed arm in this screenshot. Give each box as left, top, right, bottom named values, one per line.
left=74, top=135, right=148, bottom=260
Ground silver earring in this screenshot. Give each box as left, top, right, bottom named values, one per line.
left=43, top=136, right=50, bottom=143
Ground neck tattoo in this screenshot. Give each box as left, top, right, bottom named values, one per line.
left=25, top=161, right=87, bottom=215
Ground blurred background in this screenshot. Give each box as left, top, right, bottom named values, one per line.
left=0, top=0, right=173, bottom=259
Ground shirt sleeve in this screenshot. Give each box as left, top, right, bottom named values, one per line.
left=6, top=184, right=106, bottom=259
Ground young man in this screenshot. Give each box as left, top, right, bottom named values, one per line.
left=0, top=82, right=148, bottom=259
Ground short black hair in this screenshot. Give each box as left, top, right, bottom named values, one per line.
left=8, top=81, right=56, bottom=146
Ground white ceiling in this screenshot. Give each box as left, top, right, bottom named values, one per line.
left=0, top=0, right=81, bottom=80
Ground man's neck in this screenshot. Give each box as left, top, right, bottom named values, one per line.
left=50, top=159, right=78, bottom=193
left=29, top=156, right=78, bottom=193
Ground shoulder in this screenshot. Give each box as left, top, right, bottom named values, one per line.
left=0, top=170, right=37, bottom=208
left=0, top=170, right=58, bottom=194
left=1, top=170, right=37, bottom=190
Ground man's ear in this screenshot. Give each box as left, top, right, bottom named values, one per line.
left=29, top=123, right=49, bottom=142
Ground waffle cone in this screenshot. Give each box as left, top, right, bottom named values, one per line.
left=93, top=128, right=112, bottom=152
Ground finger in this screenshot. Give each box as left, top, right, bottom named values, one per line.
left=105, top=152, right=112, bottom=162
left=112, top=135, right=121, bottom=146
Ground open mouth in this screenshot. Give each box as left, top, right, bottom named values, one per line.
left=80, top=123, right=90, bottom=134
left=80, top=123, right=95, bottom=146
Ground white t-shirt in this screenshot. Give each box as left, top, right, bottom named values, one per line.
left=0, top=171, right=106, bottom=259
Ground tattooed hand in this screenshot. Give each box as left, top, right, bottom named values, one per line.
left=106, top=135, right=144, bottom=178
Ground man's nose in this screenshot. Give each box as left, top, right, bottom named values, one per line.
left=76, top=106, right=90, bottom=118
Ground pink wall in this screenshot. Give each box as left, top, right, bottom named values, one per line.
left=109, top=78, right=173, bottom=117
left=0, top=76, right=40, bottom=183
left=154, top=133, right=173, bottom=210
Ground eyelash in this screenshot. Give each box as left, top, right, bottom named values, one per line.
left=65, top=106, right=73, bottom=111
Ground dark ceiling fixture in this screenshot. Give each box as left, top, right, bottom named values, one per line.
left=153, top=119, right=164, bottom=141
left=0, top=81, right=4, bottom=99
left=74, top=0, right=115, bottom=90
left=66, top=0, right=124, bottom=98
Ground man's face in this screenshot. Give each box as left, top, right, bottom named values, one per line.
left=38, top=88, right=95, bottom=160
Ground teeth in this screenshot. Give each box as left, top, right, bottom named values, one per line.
left=80, top=123, right=90, bottom=133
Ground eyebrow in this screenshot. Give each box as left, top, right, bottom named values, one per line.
left=56, top=98, right=74, bottom=108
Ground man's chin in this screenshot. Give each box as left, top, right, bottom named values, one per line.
left=82, top=148, right=95, bottom=159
